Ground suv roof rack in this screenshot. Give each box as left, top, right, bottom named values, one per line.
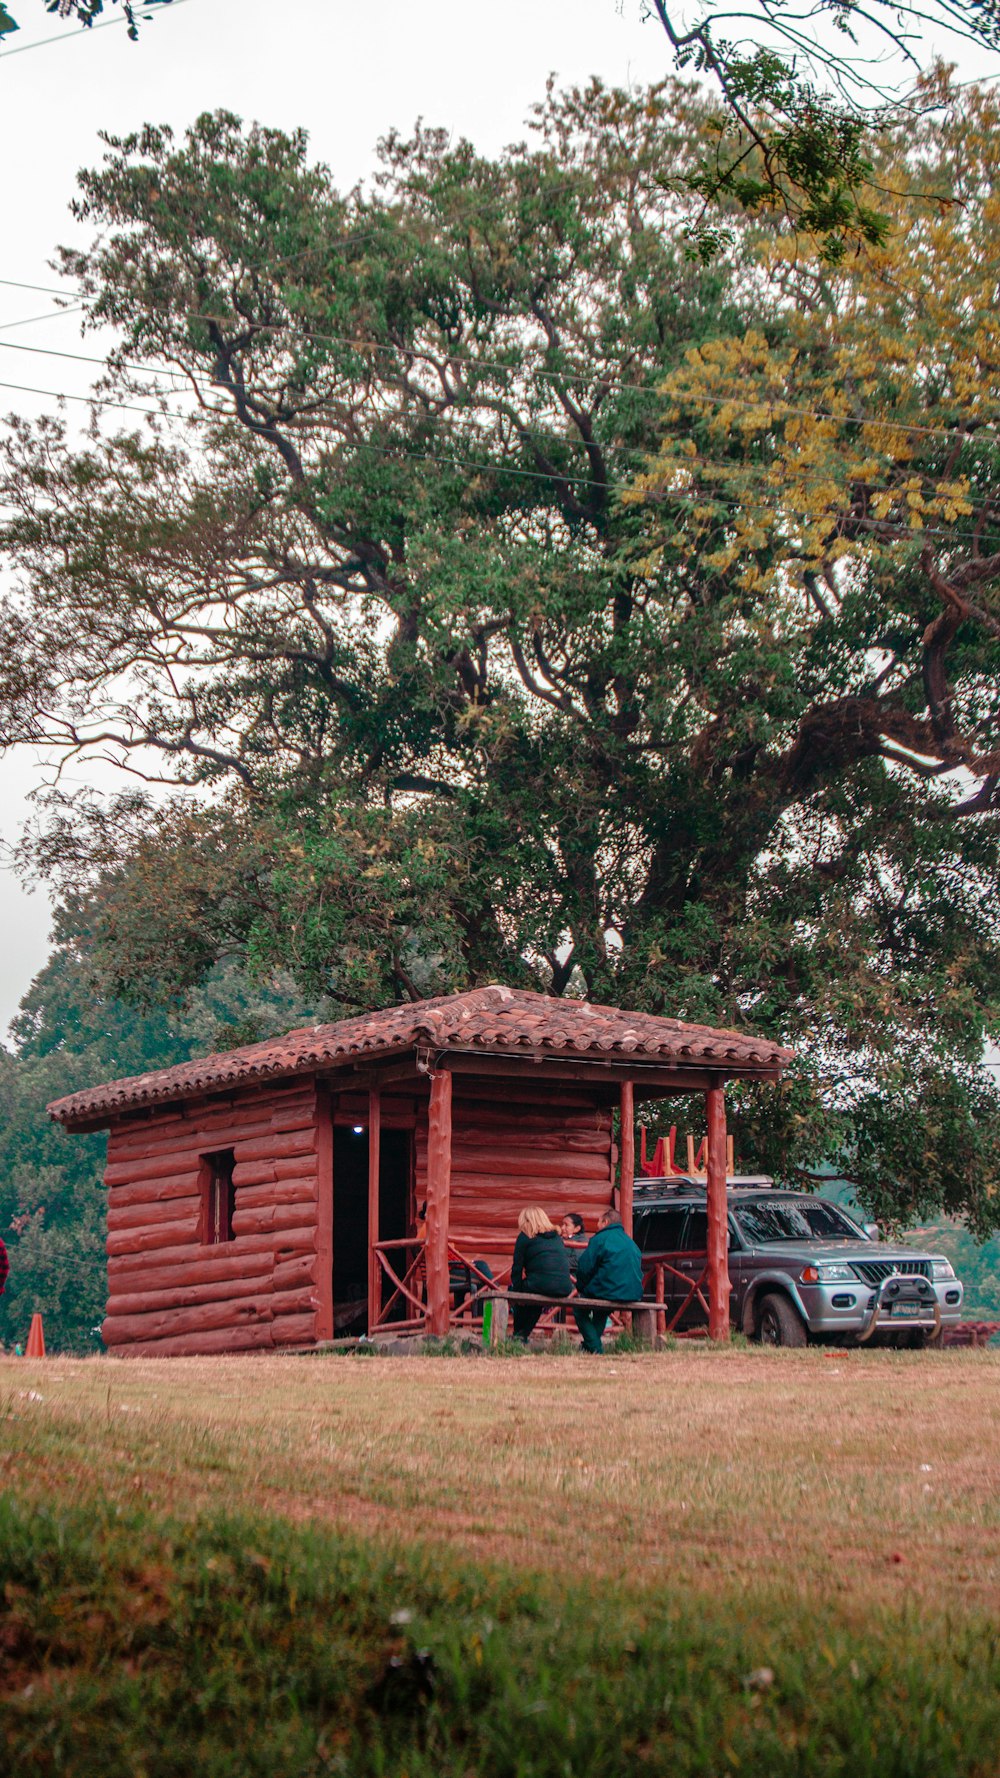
left=634, top=1174, right=775, bottom=1196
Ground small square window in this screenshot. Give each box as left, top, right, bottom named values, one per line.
left=202, top=1149, right=235, bottom=1245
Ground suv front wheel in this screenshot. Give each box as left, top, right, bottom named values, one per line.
left=756, top=1292, right=808, bottom=1349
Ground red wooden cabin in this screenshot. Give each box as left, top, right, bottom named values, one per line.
left=47, top=985, right=792, bottom=1356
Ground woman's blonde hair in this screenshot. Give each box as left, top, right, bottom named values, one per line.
left=518, top=1206, right=555, bottom=1238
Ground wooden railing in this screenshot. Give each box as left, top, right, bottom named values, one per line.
left=370, top=1237, right=427, bottom=1334
left=369, top=1239, right=512, bottom=1336
left=644, top=1254, right=711, bottom=1338
left=369, top=1239, right=714, bottom=1341
left=446, top=1248, right=511, bottom=1332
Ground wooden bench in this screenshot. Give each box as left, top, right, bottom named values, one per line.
left=483, top=1289, right=658, bottom=1348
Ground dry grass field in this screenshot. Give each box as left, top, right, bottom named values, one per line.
left=3, top=1345, right=1000, bottom=1777
left=4, top=1345, right=999, bottom=1612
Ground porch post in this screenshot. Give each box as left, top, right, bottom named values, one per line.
left=425, top=1069, right=453, bottom=1336
left=619, top=1079, right=635, bottom=1238
left=367, top=1085, right=381, bottom=1334
left=314, top=1086, right=334, bottom=1342
left=705, top=1082, right=730, bottom=1341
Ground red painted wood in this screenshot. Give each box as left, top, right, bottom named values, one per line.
left=117, top=1323, right=277, bottom=1357
left=232, top=1154, right=319, bottom=1188
left=107, top=1271, right=275, bottom=1316
left=230, top=1179, right=319, bottom=1211
left=103, top=1296, right=274, bottom=1344
left=314, top=1086, right=333, bottom=1342
left=106, top=1225, right=318, bottom=1286
left=106, top=1099, right=317, bottom=1163
left=105, top=1249, right=272, bottom=1293
left=270, top=1311, right=319, bottom=1346
left=106, top=1194, right=201, bottom=1232
left=367, top=1086, right=381, bottom=1335
left=445, top=1151, right=611, bottom=1180
left=106, top=1216, right=201, bottom=1258
left=619, top=1080, right=635, bottom=1238
left=273, top=1251, right=323, bottom=1292
left=95, top=1060, right=754, bottom=1356
left=705, top=1085, right=730, bottom=1342
left=443, top=1127, right=610, bottom=1151
left=413, top=1095, right=615, bottom=1281
left=450, top=1095, right=606, bottom=1120
left=455, top=1075, right=603, bottom=1099
left=228, top=1129, right=318, bottom=1164
left=425, top=1071, right=452, bottom=1336
left=269, top=1284, right=320, bottom=1318
left=105, top=1151, right=205, bottom=1188
left=106, top=1173, right=203, bottom=1208
left=446, top=1166, right=613, bottom=1188
left=230, top=1202, right=318, bottom=1239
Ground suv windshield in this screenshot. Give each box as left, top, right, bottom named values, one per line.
left=733, top=1198, right=865, bottom=1245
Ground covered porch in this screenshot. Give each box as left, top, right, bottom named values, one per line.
left=352, top=988, right=792, bottom=1343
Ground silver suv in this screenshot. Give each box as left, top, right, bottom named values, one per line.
left=634, top=1179, right=964, bottom=1348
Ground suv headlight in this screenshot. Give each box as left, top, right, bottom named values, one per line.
left=801, top=1262, right=855, bottom=1284
left=930, top=1260, right=955, bottom=1280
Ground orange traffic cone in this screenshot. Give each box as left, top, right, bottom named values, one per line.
left=25, top=1313, right=46, bottom=1359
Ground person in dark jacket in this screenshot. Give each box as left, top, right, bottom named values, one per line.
left=510, top=1207, right=573, bottom=1341
left=573, top=1208, right=643, bottom=1354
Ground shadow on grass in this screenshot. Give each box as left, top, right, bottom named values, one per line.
left=1, top=1490, right=999, bottom=1777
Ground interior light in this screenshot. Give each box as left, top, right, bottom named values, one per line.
left=353, top=1125, right=364, bottom=1135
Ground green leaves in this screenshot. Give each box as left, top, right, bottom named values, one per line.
left=649, top=0, right=1000, bottom=257
left=1, top=79, right=998, bottom=1231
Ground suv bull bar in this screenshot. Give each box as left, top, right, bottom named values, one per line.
left=857, top=1272, right=942, bottom=1344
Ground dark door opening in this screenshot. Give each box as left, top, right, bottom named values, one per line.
left=332, top=1126, right=412, bottom=1334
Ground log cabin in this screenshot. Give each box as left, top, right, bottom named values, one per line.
left=47, top=985, right=792, bottom=1355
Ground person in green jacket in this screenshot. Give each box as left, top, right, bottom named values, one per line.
left=573, top=1209, right=643, bottom=1354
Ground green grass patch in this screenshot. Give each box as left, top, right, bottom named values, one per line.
left=2, top=1489, right=999, bottom=1778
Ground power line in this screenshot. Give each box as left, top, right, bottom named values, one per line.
left=1, top=372, right=999, bottom=548
left=0, top=0, right=190, bottom=61
left=0, top=307, right=84, bottom=334
left=0, top=278, right=78, bottom=298
left=0, top=310, right=996, bottom=531
left=182, top=310, right=1000, bottom=449
left=6, top=287, right=994, bottom=453
left=0, top=375, right=221, bottom=424
left=0, top=336, right=178, bottom=378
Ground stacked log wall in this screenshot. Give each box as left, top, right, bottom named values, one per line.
left=102, top=1077, right=327, bottom=1356
left=415, top=1081, right=615, bottom=1271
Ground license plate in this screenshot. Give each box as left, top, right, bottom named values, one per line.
left=892, top=1302, right=921, bottom=1318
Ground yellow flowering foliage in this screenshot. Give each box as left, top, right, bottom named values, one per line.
left=629, top=75, right=998, bottom=598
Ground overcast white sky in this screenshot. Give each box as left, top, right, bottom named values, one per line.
left=0, top=0, right=994, bottom=1037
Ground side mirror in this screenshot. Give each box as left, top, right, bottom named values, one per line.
left=864, top=1223, right=880, bottom=1242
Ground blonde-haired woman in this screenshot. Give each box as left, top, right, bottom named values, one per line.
left=510, top=1206, right=573, bottom=1342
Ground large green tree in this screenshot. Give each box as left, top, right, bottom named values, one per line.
left=0, top=78, right=997, bottom=1232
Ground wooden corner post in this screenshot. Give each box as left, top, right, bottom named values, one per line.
left=315, top=1085, right=334, bottom=1342
left=425, top=1070, right=453, bottom=1336
left=705, top=1083, right=731, bottom=1341
left=367, top=1085, right=382, bottom=1335
left=619, top=1079, right=635, bottom=1239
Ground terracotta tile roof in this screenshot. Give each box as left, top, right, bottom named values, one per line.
left=47, top=985, right=793, bottom=1128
